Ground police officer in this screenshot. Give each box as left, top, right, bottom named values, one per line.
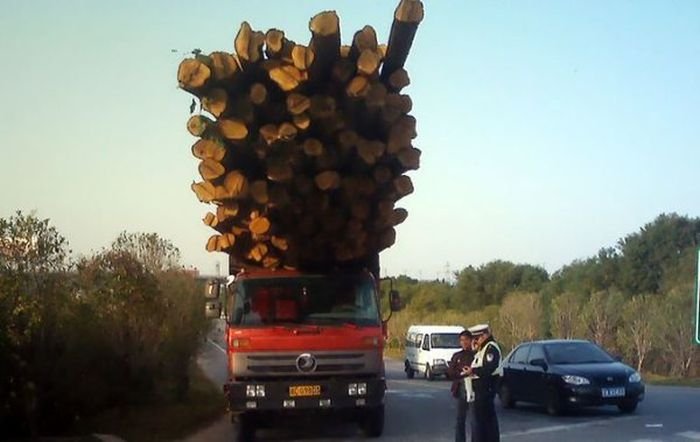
left=462, top=324, right=502, bottom=442
left=447, top=330, right=475, bottom=442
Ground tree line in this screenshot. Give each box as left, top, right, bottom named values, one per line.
left=0, top=212, right=210, bottom=438
left=386, top=213, right=699, bottom=378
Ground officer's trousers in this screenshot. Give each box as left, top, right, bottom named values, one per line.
left=455, top=397, right=469, bottom=442
left=470, top=392, right=499, bottom=442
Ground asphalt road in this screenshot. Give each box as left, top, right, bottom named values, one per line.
left=185, top=323, right=700, bottom=442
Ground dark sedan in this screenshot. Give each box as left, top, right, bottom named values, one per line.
left=498, top=339, right=645, bottom=415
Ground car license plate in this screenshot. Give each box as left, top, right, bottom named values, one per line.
left=601, top=387, right=625, bottom=398
left=289, top=385, right=321, bottom=397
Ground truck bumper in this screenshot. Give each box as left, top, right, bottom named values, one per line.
left=225, top=377, right=385, bottom=414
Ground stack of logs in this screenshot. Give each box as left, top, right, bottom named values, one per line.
left=178, top=0, right=424, bottom=271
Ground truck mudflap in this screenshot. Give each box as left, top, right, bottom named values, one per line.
left=225, top=377, right=385, bottom=413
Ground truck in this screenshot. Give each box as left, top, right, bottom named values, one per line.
left=204, top=256, right=402, bottom=441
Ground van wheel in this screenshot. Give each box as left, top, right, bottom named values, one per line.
left=425, top=364, right=435, bottom=381
left=405, top=360, right=415, bottom=379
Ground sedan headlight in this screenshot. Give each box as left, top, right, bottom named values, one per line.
left=628, top=372, right=642, bottom=383
left=562, top=375, right=590, bottom=385
left=432, top=359, right=446, bottom=366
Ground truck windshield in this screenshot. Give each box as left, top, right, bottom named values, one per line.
left=430, top=333, right=461, bottom=349
left=230, top=275, right=380, bottom=327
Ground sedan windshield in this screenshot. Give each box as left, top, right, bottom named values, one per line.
left=431, top=333, right=461, bottom=349
left=544, top=342, right=614, bottom=364
left=229, top=275, right=380, bottom=327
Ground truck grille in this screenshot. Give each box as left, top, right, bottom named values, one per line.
left=233, top=351, right=380, bottom=377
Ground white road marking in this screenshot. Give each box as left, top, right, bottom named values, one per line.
left=645, top=424, right=664, bottom=428
left=678, top=432, right=700, bottom=440
left=501, top=416, right=639, bottom=438
left=207, top=338, right=227, bottom=354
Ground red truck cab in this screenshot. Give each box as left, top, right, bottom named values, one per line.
left=217, top=267, right=400, bottom=441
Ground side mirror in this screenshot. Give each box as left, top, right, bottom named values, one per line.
left=389, top=290, right=403, bottom=312
left=205, top=300, right=222, bottom=319
left=530, top=358, right=548, bottom=370
left=204, top=279, right=221, bottom=299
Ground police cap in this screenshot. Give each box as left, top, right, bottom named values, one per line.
left=468, top=323, right=490, bottom=336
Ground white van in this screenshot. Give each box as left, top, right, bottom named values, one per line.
left=404, top=325, right=465, bottom=380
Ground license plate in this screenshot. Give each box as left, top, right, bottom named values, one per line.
left=289, top=385, right=321, bottom=397
left=601, top=387, right=625, bottom=398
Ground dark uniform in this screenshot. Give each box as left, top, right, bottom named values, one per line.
left=448, top=347, right=474, bottom=442
left=469, top=335, right=502, bottom=442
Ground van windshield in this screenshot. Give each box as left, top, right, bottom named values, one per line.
left=431, top=333, right=461, bottom=349
left=229, top=275, right=380, bottom=327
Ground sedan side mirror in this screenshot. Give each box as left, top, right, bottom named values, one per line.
left=530, top=358, right=548, bottom=370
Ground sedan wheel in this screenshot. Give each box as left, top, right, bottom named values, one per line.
left=499, top=383, right=516, bottom=409
left=546, top=388, right=563, bottom=416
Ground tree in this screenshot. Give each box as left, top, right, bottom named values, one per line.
left=111, top=232, right=181, bottom=273
left=659, top=286, right=697, bottom=377
left=550, top=292, right=585, bottom=339
left=617, top=295, right=661, bottom=372
left=496, top=292, right=542, bottom=350
left=581, top=291, right=624, bottom=352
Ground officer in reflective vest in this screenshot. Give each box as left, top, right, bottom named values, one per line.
left=461, top=324, right=502, bottom=442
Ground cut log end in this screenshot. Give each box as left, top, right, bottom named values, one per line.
left=178, top=58, right=211, bottom=90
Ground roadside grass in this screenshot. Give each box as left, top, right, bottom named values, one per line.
left=80, top=363, right=224, bottom=442
left=644, top=373, right=700, bottom=388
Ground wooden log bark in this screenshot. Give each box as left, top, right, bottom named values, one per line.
left=187, top=115, right=214, bottom=137
left=192, top=181, right=217, bottom=203
left=223, top=171, right=249, bottom=198
left=235, top=22, right=265, bottom=65
left=397, top=146, right=421, bottom=170
left=192, top=139, right=226, bottom=161
left=201, top=88, right=228, bottom=118
left=291, top=44, right=315, bottom=71
left=350, top=25, right=378, bottom=60
left=209, top=52, right=239, bottom=81
left=380, top=0, right=424, bottom=81
left=308, top=11, right=341, bottom=82
left=198, top=158, right=225, bottom=181
left=387, top=68, right=410, bottom=92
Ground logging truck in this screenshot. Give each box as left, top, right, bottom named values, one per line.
left=204, top=256, right=402, bottom=440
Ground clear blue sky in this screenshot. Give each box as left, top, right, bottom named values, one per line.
left=1, top=0, right=698, bottom=279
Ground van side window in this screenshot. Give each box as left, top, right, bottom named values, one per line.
left=421, top=335, right=430, bottom=351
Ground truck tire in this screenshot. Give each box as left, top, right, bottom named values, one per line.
left=360, top=405, right=385, bottom=438
left=405, top=360, right=415, bottom=379
left=231, top=413, right=255, bottom=442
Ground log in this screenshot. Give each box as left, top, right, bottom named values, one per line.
left=338, top=130, right=358, bottom=150
left=303, top=138, right=324, bottom=157
left=397, top=146, right=421, bottom=170
left=178, top=58, right=211, bottom=91
left=250, top=180, right=269, bottom=204
left=331, top=58, right=356, bottom=84
left=357, top=49, right=382, bottom=76
left=201, top=88, right=228, bottom=118
left=187, top=115, right=214, bottom=137
left=191, top=139, right=226, bottom=162
left=356, top=139, right=385, bottom=165
left=218, top=119, right=248, bottom=140
left=391, top=207, right=409, bottom=226
left=192, top=181, right=217, bottom=203
left=373, top=166, right=393, bottom=185
left=380, top=0, right=424, bottom=81
left=266, top=157, right=294, bottom=182
left=216, top=203, right=239, bottom=221
left=393, top=175, right=414, bottom=198
left=340, top=45, right=351, bottom=58
left=286, top=93, right=311, bottom=115
left=269, top=65, right=304, bottom=91
left=387, top=115, right=417, bottom=153
left=250, top=216, right=271, bottom=235
left=223, top=171, right=248, bottom=198
left=263, top=255, right=280, bottom=268
left=271, top=236, right=289, bottom=251
left=249, top=83, right=268, bottom=105
left=346, top=76, right=369, bottom=97
left=309, top=95, right=336, bottom=119
left=218, top=233, right=236, bottom=250
left=235, top=22, right=265, bottom=65
left=387, top=68, right=410, bottom=91
left=203, top=212, right=218, bottom=228
left=378, top=227, right=396, bottom=250
left=198, top=158, right=225, bottom=181
left=308, top=11, right=341, bottom=82
left=315, top=170, right=341, bottom=190
left=351, top=200, right=371, bottom=220
left=206, top=235, right=219, bottom=252
left=350, top=25, right=378, bottom=60
left=269, top=184, right=291, bottom=207
left=247, top=243, right=269, bottom=262
left=260, top=124, right=279, bottom=145
left=365, top=83, right=387, bottom=108
left=278, top=122, right=298, bottom=141
left=293, top=113, right=311, bottom=130
left=265, top=29, right=294, bottom=60
left=291, top=44, right=315, bottom=71
left=209, top=52, right=239, bottom=81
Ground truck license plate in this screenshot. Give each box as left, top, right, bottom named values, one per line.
left=289, top=385, right=321, bottom=397
left=601, top=387, right=625, bottom=398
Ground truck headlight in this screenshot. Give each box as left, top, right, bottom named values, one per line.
left=562, top=375, right=590, bottom=385
left=628, top=372, right=642, bottom=383
left=246, top=385, right=256, bottom=397
left=246, top=384, right=265, bottom=397
left=256, top=385, right=266, bottom=397
left=348, top=383, right=358, bottom=396
left=357, top=382, right=367, bottom=396
left=433, top=359, right=446, bottom=366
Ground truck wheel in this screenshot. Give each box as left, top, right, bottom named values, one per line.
left=405, top=360, right=415, bottom=379
left=425, top=364, right=435, bottom=381
left=231, top=413, right=255, bottom=442
left=360, top=405, right=385, bottom=438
